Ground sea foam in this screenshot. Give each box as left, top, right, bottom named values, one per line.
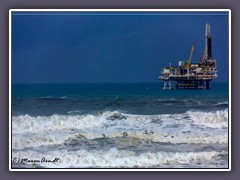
left=187, top=109, right=228, bottom=128
left=12, top=148, right=226, bottom=168
left=12, top=109, right=228, bottom=134
left=12, top=109, right=228, bottom=149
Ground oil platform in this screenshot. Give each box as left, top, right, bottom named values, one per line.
left=159, top=23, right=217, bottom=90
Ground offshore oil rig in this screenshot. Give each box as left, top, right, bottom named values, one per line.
left=159, top=23, right=217, bottom=90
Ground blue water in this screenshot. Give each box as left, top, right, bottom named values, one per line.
left=11, top=82, right=229, bottom=169
left=12, top=82, right=228, bottom=116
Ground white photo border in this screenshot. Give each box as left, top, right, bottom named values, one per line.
left=9, top=9, right=231, bottom=171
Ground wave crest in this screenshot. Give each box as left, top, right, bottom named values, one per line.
left=187, top=109, right=228, bottom=128
left=12, top=113, right=110, bottom=134
left=12, top=109, right=228, bottom=135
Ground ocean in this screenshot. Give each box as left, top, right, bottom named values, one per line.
left=11, top=82, right=229, bottom=169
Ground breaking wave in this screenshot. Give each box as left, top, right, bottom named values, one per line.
left=187, top=109, right=228, bottom=128
left=12, top=109, right=228, bottom=134
left=12, top=148, right=226, bottom=168
left=12, top=110, right=228, bottom=149
left=12, top=113, right=110, bottom=134
left=12, top=109, right=228, bottom=149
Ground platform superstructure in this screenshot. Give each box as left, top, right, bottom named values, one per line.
left=159, top=23, right=217, bottom=89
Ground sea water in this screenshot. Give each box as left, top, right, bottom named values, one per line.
left=11, top=82, right=229, bottom=168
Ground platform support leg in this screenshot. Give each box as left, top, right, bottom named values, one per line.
left=163, top=81, right=168, bottom=90
left=169, top=80, right=174, bottom=90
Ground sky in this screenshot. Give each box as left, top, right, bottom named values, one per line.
left=12, top=11, right=229, bottom=83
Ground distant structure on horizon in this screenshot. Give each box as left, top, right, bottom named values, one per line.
left=159, top=23, right=217, bottom=90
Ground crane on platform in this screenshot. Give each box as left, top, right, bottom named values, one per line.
left=185, top=44, right=195, bottom=68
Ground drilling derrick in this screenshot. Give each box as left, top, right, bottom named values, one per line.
left=159, top=23, right=217, bottom=90
left=203, top=23, right=212, bottom=62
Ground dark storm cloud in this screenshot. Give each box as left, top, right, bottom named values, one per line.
left=12, top=11, right=229, bottom=83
